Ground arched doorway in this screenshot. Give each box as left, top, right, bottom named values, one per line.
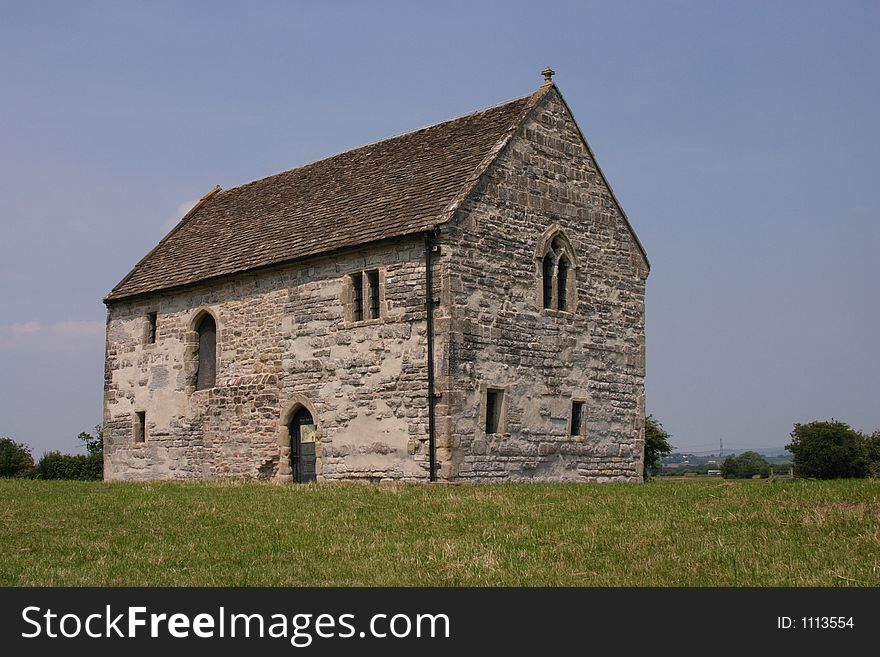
left=289, top=406, right=317, bottom=483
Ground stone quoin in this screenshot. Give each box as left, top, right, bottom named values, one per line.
left=102, top=70, right=650, bottom=483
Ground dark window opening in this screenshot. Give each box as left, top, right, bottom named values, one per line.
left=352, top=273, right=364, bottom=322
left=570, top=401, right=585, bottom=436
left=557, top=258, right=569, bottom=311
left=147, top=312, right=157, bottom=344
left=195, top=313, right=217, bottom=390
left=542, top=254, right=554, bottom=309
left=367, top=269, right=380, bottom=319
left=485, top=388, right=503, bottom=434
left=134, top=411, right=146, bottom=443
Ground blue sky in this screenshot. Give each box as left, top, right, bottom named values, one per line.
left=1, top=0, right=878, bottom=454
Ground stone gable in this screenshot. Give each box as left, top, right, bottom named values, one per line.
left=437, top=87, right=648, bottom=482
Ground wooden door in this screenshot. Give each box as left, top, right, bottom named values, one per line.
left=290, top=407, right=317, bottom=483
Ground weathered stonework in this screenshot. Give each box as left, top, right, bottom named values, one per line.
left=103, top=82, right=648, bottom=483
left=104, top=238, right=435, bottom=481
left=438, top=88, right=648, bottom=482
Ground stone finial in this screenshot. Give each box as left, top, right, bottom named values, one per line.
left=541, top=67, right=555, bottom=83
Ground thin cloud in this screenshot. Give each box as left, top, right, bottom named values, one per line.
left=3, top=320, right=41, bottom=336
left=176, top=199, right=198, bottom=217
left=160, top=198, right=199, bottom=234
left=0, top=319, right=104, bottom=351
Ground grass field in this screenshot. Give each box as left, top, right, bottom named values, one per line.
left=1, top=478, right=878, bottom=586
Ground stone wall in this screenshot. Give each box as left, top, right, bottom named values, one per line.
left=437, top=87, right=649, bottom=482
left=103, top=236, right=437, bottom=482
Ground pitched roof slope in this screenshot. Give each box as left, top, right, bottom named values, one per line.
left=105, top=92, right=539, bottom=301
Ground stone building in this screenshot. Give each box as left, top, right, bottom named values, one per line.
left=102, top=69, right=650, bottom=483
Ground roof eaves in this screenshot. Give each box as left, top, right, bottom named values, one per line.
left=102, top=226, right=430, bottom=304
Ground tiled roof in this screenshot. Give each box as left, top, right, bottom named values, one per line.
left=105, top=89, right=544, bottom=301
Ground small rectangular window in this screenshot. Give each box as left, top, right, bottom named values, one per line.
left=485, top=388, right=503, bottom=434
left=571, top=401, right=585, bottom=436
left=134, top=411, right=146, bottom=443
left=147, top=312, right=157, bottom=344
left=350, top=269, right=381, bottom=322
left=351, top=272, right=364, bottom=322
left=367, top=269, right=380, bottom=319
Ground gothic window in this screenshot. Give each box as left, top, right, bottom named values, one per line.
left=557, top=257, right=569, bottom=311
left=195, top=313, right=217, bottom=390
left=538, top=232, right=577, bottom=313
left=542, top=254, right=554, bottom=309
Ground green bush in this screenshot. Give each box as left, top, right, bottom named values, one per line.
left=34, top=451, right=102, bottom=480
left=720, top=451, right=771, bottom=479
left=786, top=420, right=868, bottom=479
left=0, top=437, right=34, bottom=477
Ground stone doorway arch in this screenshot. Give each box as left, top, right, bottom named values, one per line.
left=278, top=396, right=322, bottom=483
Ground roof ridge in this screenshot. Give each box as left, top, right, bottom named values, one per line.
left=215, top=92, right=535, bottom=197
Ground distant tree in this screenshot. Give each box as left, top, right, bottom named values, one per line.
left=644, top=415, right=673, bottom=479
left=786, top=420, right=867, bottom=479
left=866, top=430, right=880, bottom=479
left=77, top=424, right=103, bottom=480
left=78, top=425, right=103, bottom=458
left=0, top=437, right=34, bottom=478
left=720, top=451, right=771, bottom=479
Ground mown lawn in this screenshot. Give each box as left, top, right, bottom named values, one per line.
left=1, top=477, right=878, bottom=586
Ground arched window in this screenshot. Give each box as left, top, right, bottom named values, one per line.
left=557, top=256, right=569, bottom=311
left=195, top=313, right=216, bottom=390
left=542, top=253, right=555, bottom=309
left=537, top=232, right=577, bottom=313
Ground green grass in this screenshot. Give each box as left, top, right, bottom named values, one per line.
left=1, top=478, right=878, bottom=586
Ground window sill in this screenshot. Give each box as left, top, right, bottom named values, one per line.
left=540, top=308, right=575, bottom=319
left=341, top=317, right=386, bottom=329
